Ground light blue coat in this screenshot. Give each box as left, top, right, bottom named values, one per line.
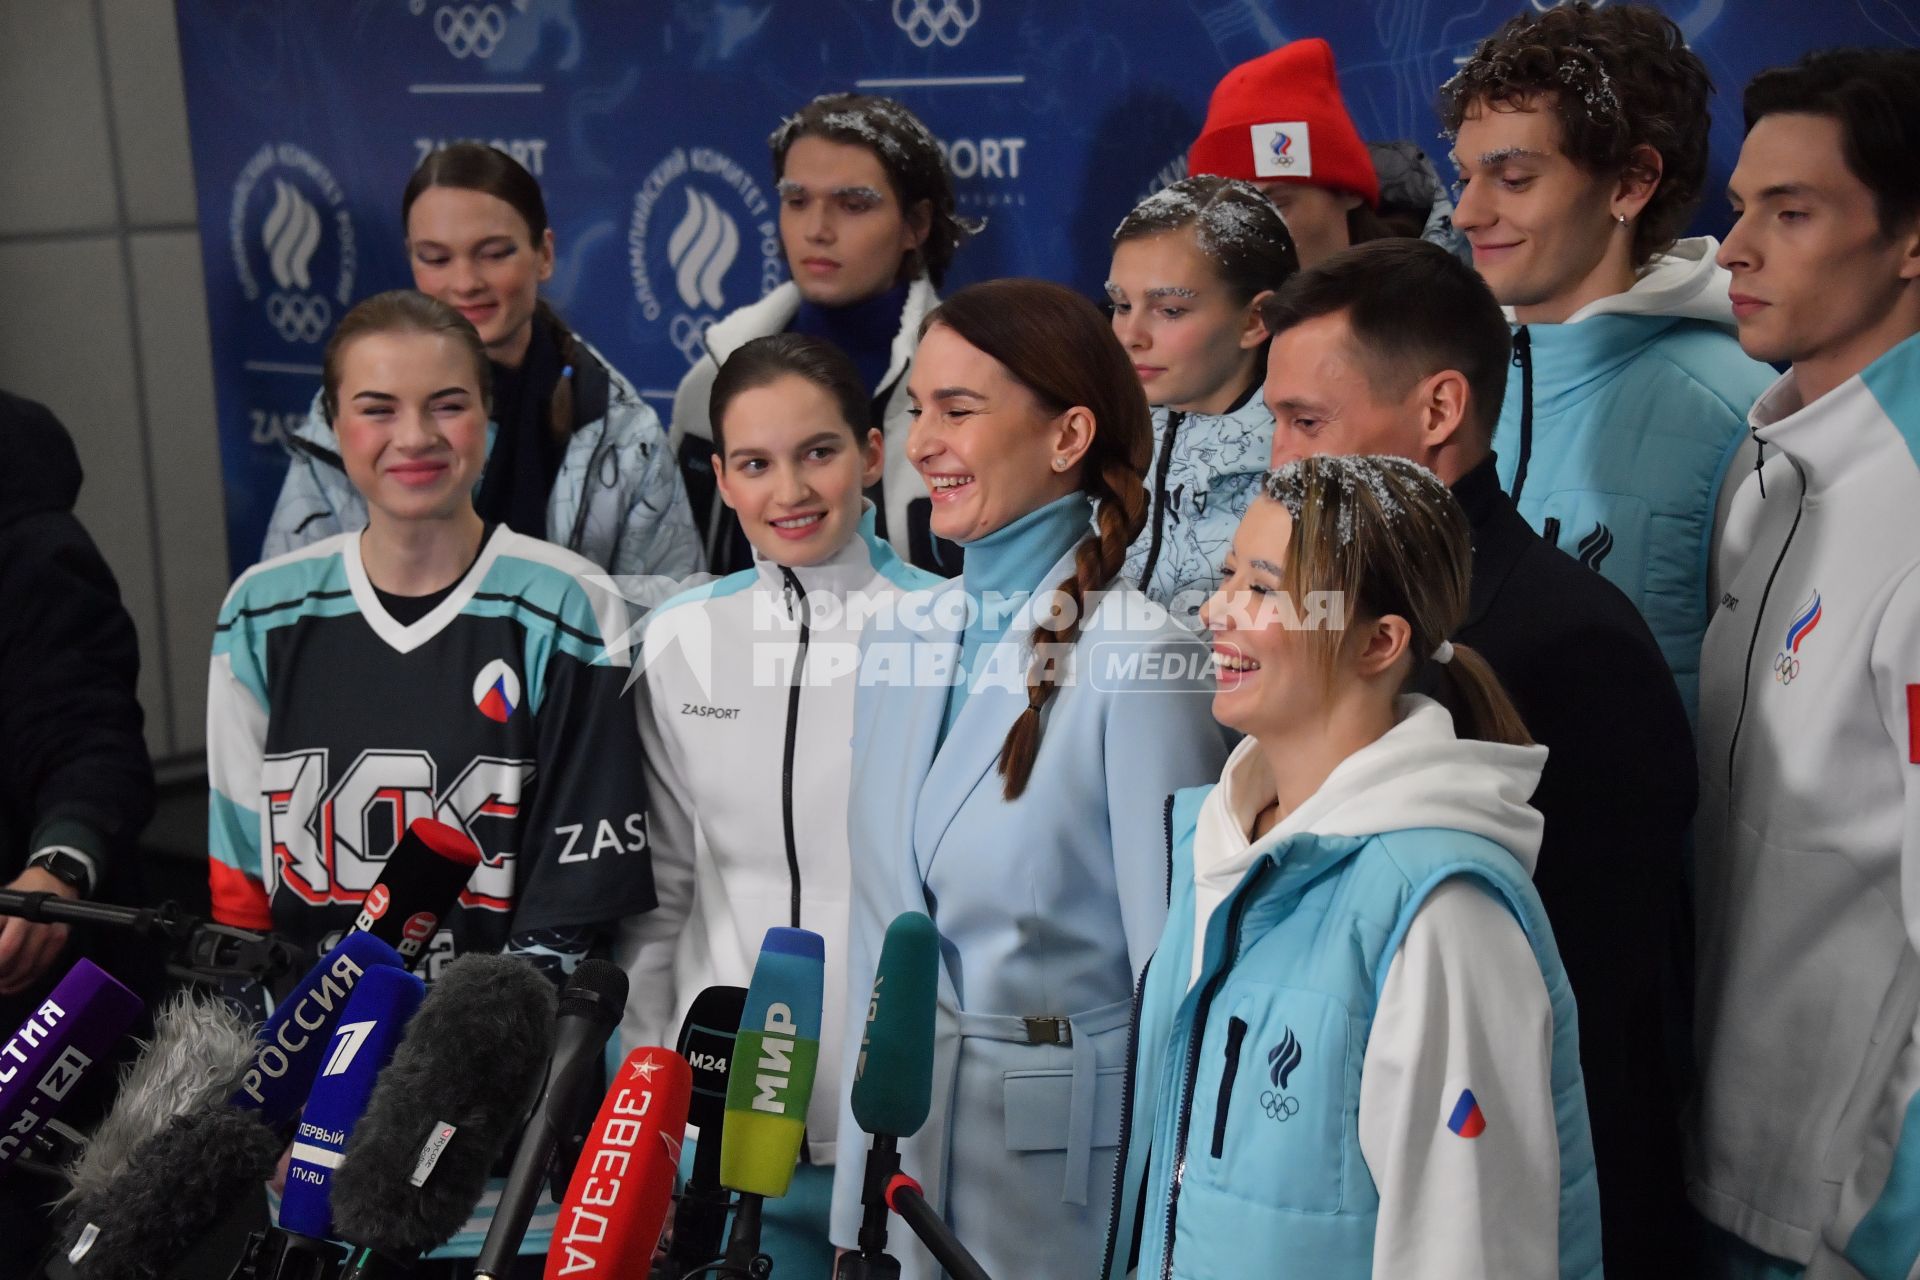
left=829, top=549, right=1229, bottom=1280
left=1490, top=239, right=1775, bottom=715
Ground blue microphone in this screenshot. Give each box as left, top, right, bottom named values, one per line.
left=279, top=965, right=427, bottom=1238
left=229, top=931, right=405, bottom=1132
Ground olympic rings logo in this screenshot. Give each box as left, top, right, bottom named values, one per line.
left=267, top=292, right=332, bottom=344
left=670, top=313, right=715, bottom=366
left=434, top=4, right=507, bottom=59
left=892, top=0, right=980, bottom=48
left=1773, top=651, right=1801, bottom=684
left=1260, top=1091, right=1300, bottom=1122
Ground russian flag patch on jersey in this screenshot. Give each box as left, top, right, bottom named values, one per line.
left=472, top=659, right=521, bottom=723
left=1446, top=1088, right=1487, bottom=1139
left=1907, top=686, right=1920, bottom=764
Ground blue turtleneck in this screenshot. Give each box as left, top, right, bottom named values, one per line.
left=790, top=280, right=911, bottom=396
left=939, top=491, right=1094, bottom=744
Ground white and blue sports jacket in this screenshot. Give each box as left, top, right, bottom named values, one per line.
left=614, top=506, right=936, bottom=1162
left=1693, top=332, right=1920, bottom=1275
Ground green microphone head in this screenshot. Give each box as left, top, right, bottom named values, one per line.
left=850, top=911, right=940, bottom=1138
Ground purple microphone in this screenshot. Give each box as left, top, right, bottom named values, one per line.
left=0, top=958, right=144, bottom=1173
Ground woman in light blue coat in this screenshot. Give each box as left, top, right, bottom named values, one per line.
left=829, top=280, right=1229, bottom=1280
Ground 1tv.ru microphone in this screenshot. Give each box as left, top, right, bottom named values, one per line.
left=0, top=959, right=143, bottom=1176
left=543, top=1047, right=691, bottom=1279
left=227, top=965, right=429, bottom=1280
left=474, top=959, right=629, bottom=1279
left=351, top=817, right=483, bottom=968
left=718, top=928, right=824, bottom=1274
left=663, top=985, right=747, bottom=1277
left=839, top=912, right=939, bottom=1280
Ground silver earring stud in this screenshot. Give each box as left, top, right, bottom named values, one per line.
left=1053, top=457, right=1069, bottom=471
left=1616, top=213, right=1629, bottom=225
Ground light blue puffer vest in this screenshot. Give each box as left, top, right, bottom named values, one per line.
left=1493, top=314, right=1771, bottom=716
left=1103, top=788, right=1602, bottom=1280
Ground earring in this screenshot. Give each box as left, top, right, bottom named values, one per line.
left=1616, top=213, right=1629, bottom=225
left=1052, top=457, right=1069, bottom=471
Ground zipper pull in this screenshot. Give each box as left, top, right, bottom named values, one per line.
left=1752, top=428, right=1768, bottom=500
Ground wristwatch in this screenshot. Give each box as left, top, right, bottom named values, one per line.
left=26, top=846, right=96, bottom=898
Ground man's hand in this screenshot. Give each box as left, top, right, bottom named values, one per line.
left=0, top=866, right=76, bottom=995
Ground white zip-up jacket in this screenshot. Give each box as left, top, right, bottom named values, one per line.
left=614, top=507, right=938, bottom=1161
left=670, top=278, right=947, bottom=573
left=1693, top=332, right=1920, bottom=1274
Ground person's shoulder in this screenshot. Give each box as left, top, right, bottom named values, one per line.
left=1475, top=532, right=1677, bottom=694
left=1633, top=321, right=1779, bottom=416
left=216, top=536, right=356, bottom=641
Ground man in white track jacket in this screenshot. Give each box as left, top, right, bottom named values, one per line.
left=1692, top=49, right=1920, bottom=1279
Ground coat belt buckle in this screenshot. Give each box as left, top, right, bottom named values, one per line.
left=1022, top=1015, right=1072, bottom=1046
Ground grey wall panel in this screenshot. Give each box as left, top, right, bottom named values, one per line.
left=130, top=230, right=225, bottom=756
left=0, top=2, right=119, bottom=236
left=98, top=0, right=199, bottom=228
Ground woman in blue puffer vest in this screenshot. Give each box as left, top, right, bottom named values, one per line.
left=1104, top=455, right=1601, bottom=1280
left=1109, top=177, right=1298, bottom=626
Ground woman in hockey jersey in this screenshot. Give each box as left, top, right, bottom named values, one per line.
left=616, top=334, right=937, bottom=1272
left=1108, top=176, right=1297, bottom=622
left=1103, top=455, right=1601, bottom=1280
left=260, top=143, right=701, bottom=580
left=207, top=292, right=655, bottom=1268
left=829, top=280, right=1228, bottom=1280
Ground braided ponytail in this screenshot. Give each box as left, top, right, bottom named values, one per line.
left=918, top=279, right=1154, bottom=801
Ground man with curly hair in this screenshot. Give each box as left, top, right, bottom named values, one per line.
left=1440, top=2, right=1775, bottom=721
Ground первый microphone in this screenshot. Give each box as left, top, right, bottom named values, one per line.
left=662, top=984, right=747, bottom=1277
left=223, top=964, right=430, bottom=1280
left=0, top=959, right=144, bottom=1176
left=543, top=1046, right=691, bottom=1279
left=840, top=911, right=939, bottom=1280
left=329, top=953, right=556, bottom=1277
left=718, top=927, right=824, bottom=1272
left=474, top=958, right=629, bottom=1279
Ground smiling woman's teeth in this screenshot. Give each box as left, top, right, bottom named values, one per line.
left=931, top=475, right=973, bottom=491
left=772, top=514, right=822, bottom=529
left=1213, top=653, right=1260, bottom=673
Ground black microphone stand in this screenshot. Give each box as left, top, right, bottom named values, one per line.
left=0, top=890, right=302, bottom=988
left=833, top=1135, right=902, bottom=1280
left=702, top=1190, right=773, bottom=1279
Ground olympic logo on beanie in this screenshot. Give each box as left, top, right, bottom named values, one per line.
left=1187, top=38, right=1380, bottom=208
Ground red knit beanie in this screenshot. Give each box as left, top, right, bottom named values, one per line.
left=1188, top=38, right=1381, bottom=209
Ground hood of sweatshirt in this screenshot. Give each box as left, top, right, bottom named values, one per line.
left=1191, top=697, right=1548, bottom=948
left=0, top=389, right=83, bottom=531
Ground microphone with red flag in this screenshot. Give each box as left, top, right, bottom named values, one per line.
left=543, top=1047, right=691, bottom=1279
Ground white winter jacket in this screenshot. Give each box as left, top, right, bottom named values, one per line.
left=615, top=506, right=938, bottom=1161
left=1693, top=332, right=1920, bottom=1273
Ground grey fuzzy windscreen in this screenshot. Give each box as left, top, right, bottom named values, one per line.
left=61, top=987, right=259, bottom=1208
left=63, top=1106, right=284, bottom=1280
left=328, top=954, right=557, bottom=1258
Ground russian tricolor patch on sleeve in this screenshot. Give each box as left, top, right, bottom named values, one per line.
left=1907, top=686, right=1920, bottom=764
left=1446, top=1088, right=1487, bottom=1139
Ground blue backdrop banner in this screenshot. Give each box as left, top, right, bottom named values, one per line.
left=175, top=0, right=1916, bottom=574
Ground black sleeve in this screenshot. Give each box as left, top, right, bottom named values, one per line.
left=0, top=509, right=154, bottom=885
left=510, top=649, right=656, bottom=935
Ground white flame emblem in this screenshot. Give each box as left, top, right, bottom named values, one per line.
left=262, top=179, right=322, bottom=292
left=665, top=189, right=739, bottom=312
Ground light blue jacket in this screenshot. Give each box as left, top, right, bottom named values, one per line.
left=829, top=538, right=1229, bottom=1280
left=1492, top=239, right=1775, bottom=714
left=259, top=336, right=702, bottom=580
left=1122, top=391, right=1274, bottom=626
left=1106, top=739, right=1601, bottom=1280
